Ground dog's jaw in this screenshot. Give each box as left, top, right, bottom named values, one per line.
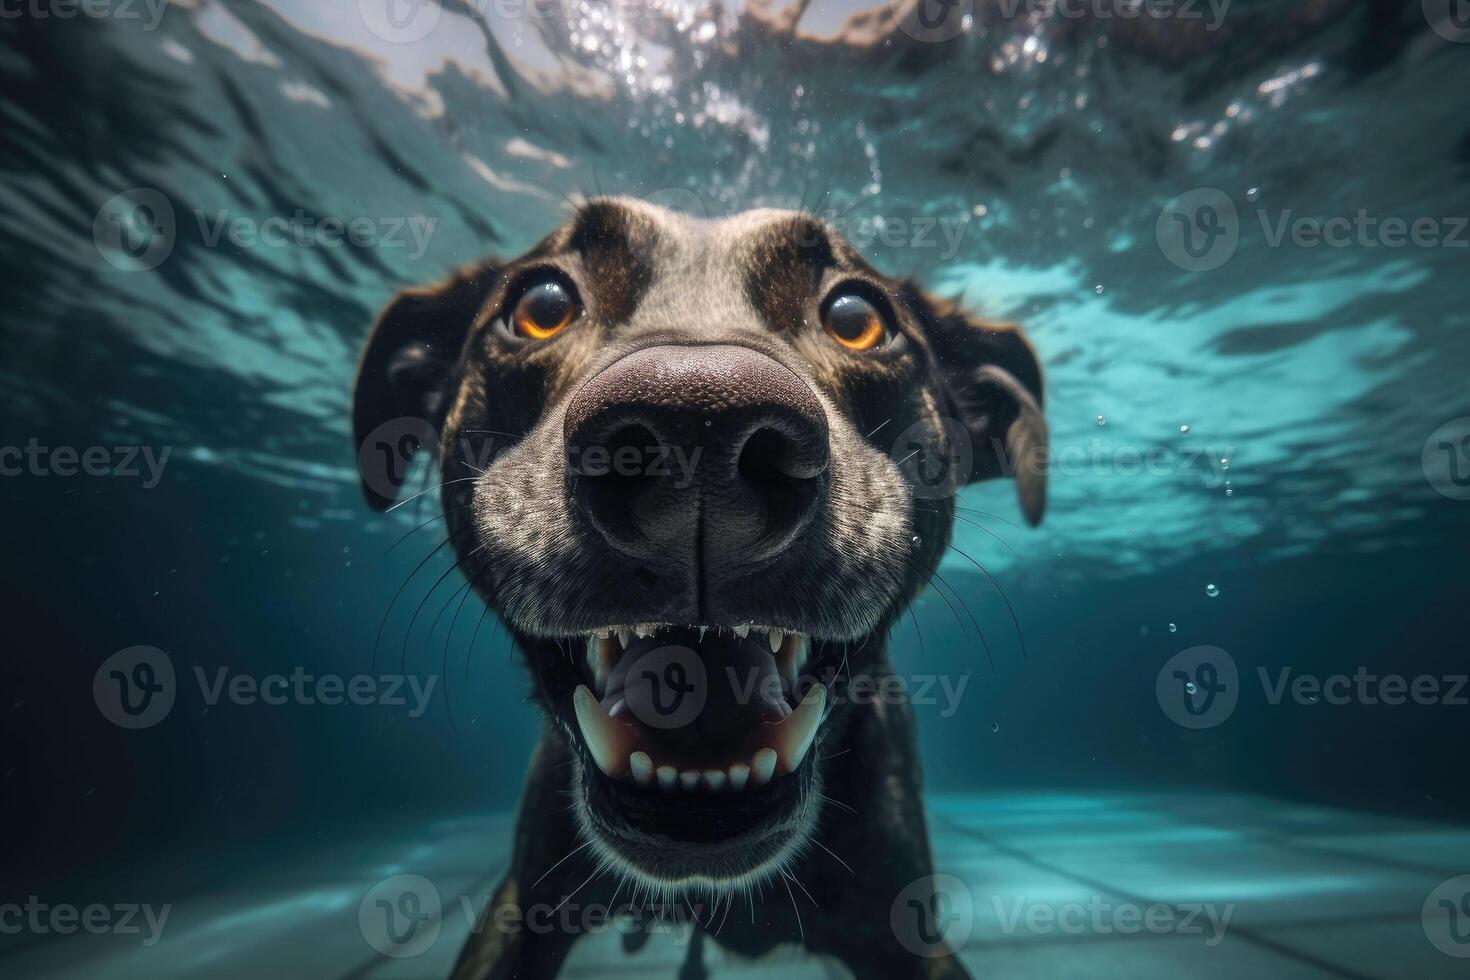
left=569, top=750, right=826, bottom=901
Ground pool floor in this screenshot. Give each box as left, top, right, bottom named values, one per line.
left=7, top=791, right=1465, bottom=979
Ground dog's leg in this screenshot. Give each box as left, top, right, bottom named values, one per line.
left=451, top=732, right=606, bottom=980
left=801, top=690, right=974, bottom=980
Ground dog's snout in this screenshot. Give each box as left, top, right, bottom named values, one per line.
left=565, top=344, right=829, bottom=569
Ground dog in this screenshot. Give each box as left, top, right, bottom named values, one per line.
left=352, top=198, right=1046, bottom=979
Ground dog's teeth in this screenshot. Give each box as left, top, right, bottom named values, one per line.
left=733, top=624, right=749, bottom=639
left=728, top=763, right=750, bottom=791
left=656, top=765, right=677, bottom=792
left=678, top=770, right=700, bottom=790
left=629, top=751, right=653, bottom=786
left=773, top=684, right=826, bottom=774
left=703, top=769, right=726, bottom=791
left=768, top=628, right=784, bottom=654
left=572, top=685, right=632, bottom=778
left=616, top=627, right=632, bottom=650
left=750, top=748, right=776, bottom=788
left=698, top=626, right=708, bottom=641
left=633, top=623, right=657, bottom=639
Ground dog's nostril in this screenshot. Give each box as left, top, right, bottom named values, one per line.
left=737, top=426, right=823, bottom=485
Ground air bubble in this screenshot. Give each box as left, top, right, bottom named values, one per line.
left=1168, top=623, right=1177, bottom=633
left=990, top=723, right=1000, bottom=733
left=1206, top=583, right=1220, bottom=598
left=1096, top=415, right=1106, bottom=426
left=1094, top=284, right=1104, bottom=295
left=1185, top=681, right=1199, bottom=695
left=1179, top=424, right=1190, bottom=434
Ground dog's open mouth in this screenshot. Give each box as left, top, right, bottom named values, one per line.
left=569, top=624, right=829, bottom=794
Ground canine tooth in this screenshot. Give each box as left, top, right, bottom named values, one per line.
left=733, top=624, right=750, bottom=639
left=630, top=751, right=653, bottom=786
left=768, top=628, right=784, bottom=654
left=728, top=763, right=750, bottom=791
left=679, top=770, right=700, bottom=790
left=774, top=684, right=826, bottom=774
left=656, top=765, right=677, bottom=791
left=751, top=748, right=777, bottom=788
left=616, top=627, right=632, bottom=650
left=633, top=623, right=657, bottom=639
left=703, top=770, right=726, bottom=791
left=572, top=685, right=632, bottom=778
left=698, top=626, right=708, bottom=641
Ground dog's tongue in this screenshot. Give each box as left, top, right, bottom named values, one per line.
left=603, top=627, right=791, bottom=747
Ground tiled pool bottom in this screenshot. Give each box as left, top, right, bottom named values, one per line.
left=7, top=792, right=1466, bottom=979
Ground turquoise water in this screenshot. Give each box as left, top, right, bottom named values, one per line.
left=2, top=2, right=1469, bottom=977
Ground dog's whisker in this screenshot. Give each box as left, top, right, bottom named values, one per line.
left=948, top=512, right=1021, bottom=557
left=385, top=505, right=470, bottom=555
left=811, top=839, right=854, bottom=877
left=864, top=417, right=891, bottom=439
left=906, top=605, right=927, bottom=658
left=372, top=528, right=473, bottom=680
left=944, top=541, right=1028, bottom=660
left=550, top=860, right=607, bottom=915
left=818, top=793, right=856, bottom=816
left=532, top=837, right=594, bottom=890
left=400, top=544, right=486, bottom=677
left=385, top=476, right=479, bottom=513
left=904, top=555, right=993, bottom=672
left=778, top=872, right=804, bottom=942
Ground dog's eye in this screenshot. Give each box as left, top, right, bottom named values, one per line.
left=511, top=281, right=579, bottom=340
left=822, top=293, right=888, bottom=352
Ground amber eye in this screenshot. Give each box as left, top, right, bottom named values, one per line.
left=511, top=280, right=578, bottom=339
left=822, top=292, right=888, bottom=351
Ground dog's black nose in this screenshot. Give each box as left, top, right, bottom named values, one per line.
left=565, top=344, right=829, bottom=570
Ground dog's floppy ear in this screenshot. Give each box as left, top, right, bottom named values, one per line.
left=901, top=285, right=1048, bottom=526
left=353, top=262, right=499, bottom=510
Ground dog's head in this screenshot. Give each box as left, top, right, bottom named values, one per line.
left=354, top=198, right=1045, bottom=894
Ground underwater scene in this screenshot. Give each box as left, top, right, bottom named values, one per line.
left=2, top=0, right=1469, bottom=977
